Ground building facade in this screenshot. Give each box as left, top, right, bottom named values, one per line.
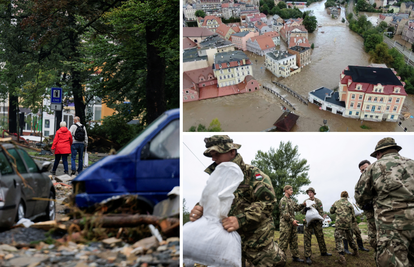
left=265, top=50, right=298, bottom=78
left=213, top=50, right=253, bottom=87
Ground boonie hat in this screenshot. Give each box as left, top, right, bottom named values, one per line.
left=370, top=137, right=402, bottom=158
left=203, top=135, right=241, bottom=157
left=306, top=187, right=316, bottom=195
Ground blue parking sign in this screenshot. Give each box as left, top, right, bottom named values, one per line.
left=51, top=87, right=62, bottom=104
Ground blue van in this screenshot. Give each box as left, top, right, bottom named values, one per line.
left=72, top=109, right=179, bottom=212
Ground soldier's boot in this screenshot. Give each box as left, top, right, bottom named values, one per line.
left=351, top=249, right=359, bottom=257
left=305, top=257, right=312, bottom=265
left=343, top=239, right=352, bottom=255
left=357, top=239, right=369, bottom=252
left=321, top=252, right=332, bottom=256
left=292, top=257, right=304, bottom=263
left=336, top=252, right=346, bottom=265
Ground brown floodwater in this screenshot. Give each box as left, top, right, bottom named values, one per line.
left=183, top=1, right=414, bottom=132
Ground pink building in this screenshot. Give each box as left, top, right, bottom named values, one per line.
left=338, top=65, right=407, bottom=121
left=231, top=31, right=259, bottom=51
left=183, top=67, right=217, bottom=102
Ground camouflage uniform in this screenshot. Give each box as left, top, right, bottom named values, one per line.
left=355, top=138, right=414, bottom=267
left=279, top=195, right=305, bottom=258
left=330, top=197, right=358, bottom=254
left=204, top=136, right=286, bottom=267
left=364, top=209, right=377, bottom=250
left=303, top=197, right=328, bottom=257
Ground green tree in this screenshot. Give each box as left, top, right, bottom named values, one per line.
left=183, top=198, right=190, bottom=224
left=303, top=11, right=318, bottom=33
left=195, top=10, right=206, bottom=18
left=277, top=1, right=287, bottom=9
left=295, top=211, right=306, bottom=224
left=251, top=141, right=311, bottom=230
left=188, top=118, right=223, bottom=132
left=369, top=42, right=394, bottom=65
left=311, top=43, right=315, bottom=49
left=377, top=21, right=388, bottom=32
left=364, top=33, right=383, bottom=52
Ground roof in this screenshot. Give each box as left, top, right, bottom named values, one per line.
left=183, top=37, right=198, bottom=50
left=273, top=112, right=299, bottom=131
left=266, top=50, right=294, bottom=61
left=183, top=27, right=215, bottom=38
left=183, top=47, right=207, bottom=63
left=289, top=46, right=311, bottom=53
left=289, top=36, right=310, bottom=48
left=183, top=66, right=216, bottom=88
left=199, top=34, right=233, bottom=48
left=310, top=87, right=346, bottom=107
left=232, top=31, right=251, bottom=37
left=250, top=35, right=275, bottom=50
left=344, top=66, right=403, bottom=86
left=213, top=50, right=251, bottom=69
left=198, top=16, right=222, bottom=26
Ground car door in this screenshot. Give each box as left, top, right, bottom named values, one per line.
left=18, top=148, right=49, bottom=215
left=6, top=148, right=37, bottom=218
left=136, top=119, right=180, bottom=204
left=0, top=150, right=20, bottom=227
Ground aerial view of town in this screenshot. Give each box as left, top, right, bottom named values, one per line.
left=183, top=0, right=414, bottom=131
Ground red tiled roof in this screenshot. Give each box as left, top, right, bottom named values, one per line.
left=183, top=27, right=215, bottom=37
left=198, top=16, right=222, bottom=26
left=289, top=36, right=310, bottom=48
left=273, top=112, right=299, bottom=131
left=340, top=73, right=407, bottom=96
left=215, top=59, right=252, bottom=70
left=262, top=31, right=280, bottom=37
left=216, top=24, right=232, bottom=37
left=254, top=36, right=276, bottom=50
left=184, top=66, right=216, bottom=84
left=183, top=37, right=197, bottom=50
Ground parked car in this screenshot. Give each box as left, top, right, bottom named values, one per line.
left=72, top=109, right=179, bottom=213
left=0, top=140, right=55, bottom=228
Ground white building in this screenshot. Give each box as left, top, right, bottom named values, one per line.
left=265, top=50, right=297, bottom=78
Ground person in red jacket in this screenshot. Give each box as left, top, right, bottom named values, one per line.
left=51, top=121, right=73, bottom=175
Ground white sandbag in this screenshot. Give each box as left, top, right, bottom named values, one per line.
left=305, top=200, right=324, bottom=226
left=83, top=148, right=88, bottom=168
left=183, top=162, right=244, bottom=267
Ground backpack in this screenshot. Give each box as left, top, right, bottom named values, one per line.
left=74, top=124, right=86, bottom=141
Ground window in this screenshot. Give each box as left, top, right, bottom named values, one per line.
left=349, top=111, right=352, bottom=115
left=386, top=106, right=390, bottom=111
left=357, top=103, right=361, bottom=108
left=351, top=94, right=355, bottom=99
left=185, top=90, right=189, bottom=94
left=368, top=97, right=372, bottom=101
left=356, top=112, right=359, bottom=115
left=350, top=102, right=354, bottom=108
left=365, top=115, right=368, bottom=118
left=45, top=119, right=50, bottom=129
left=148, top=119, right=179, bottom=159
left=393, top=106, right=397, bottom=111
left=396, top=98, right=400, bottom=103
left=374, top=97, right=377, bottom=102
left=389, top=97, right=392, bottom=102
left=391, top=115, right=395, bottom=119
left=0, top=151, right=13, bottom=175
left=380, top=98, right=383, bottom=102
left=359, top=95, right=363, bottom=100
left=366, top=105, right=370, bottom=110
left=18, top=149, right=39, bottom=173
left=377, top=106, right=381, bottom=111
left=44, top=131, right=49, bottom=136
left=7, top=149, right=27, bottom=174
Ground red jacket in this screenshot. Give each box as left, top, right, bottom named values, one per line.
left=51, top=127, right=73, bottom=154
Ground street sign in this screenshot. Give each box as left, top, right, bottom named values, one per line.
left=51, top=87, right=62, bottom=104
left=51, top=103, right=62, bottom=111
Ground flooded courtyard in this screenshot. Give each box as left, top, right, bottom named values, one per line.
left=183, top=0, right=414, bottom=132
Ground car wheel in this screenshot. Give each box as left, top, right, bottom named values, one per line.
left=15, top=201, right=25, bottom=222
left=45, top=190, right=56, bottom=221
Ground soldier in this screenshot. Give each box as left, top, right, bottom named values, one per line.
left=355, top=137, right=414, bottom=267
left=302, top=187, right=332, bottom=265
left=190, top=135, right=286, bottom=267
left=330, top=191, right=359, bottom=265
left=279, top=185, right=305, bottom=263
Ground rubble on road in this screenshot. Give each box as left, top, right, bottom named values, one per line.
left=0, top=188, right=180, bottom=267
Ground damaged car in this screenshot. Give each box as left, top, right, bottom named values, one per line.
left=72, top=108, right=179, bottom=213
left=0, top=140, right=55, bottom=228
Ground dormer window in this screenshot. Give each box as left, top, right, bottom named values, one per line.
left=394, top=87, right=400, bottom=93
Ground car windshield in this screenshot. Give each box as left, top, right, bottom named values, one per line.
left=117, top=113, right=168, bottom=156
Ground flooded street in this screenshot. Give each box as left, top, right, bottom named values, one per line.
left=183, top=1, right=414, bottom=132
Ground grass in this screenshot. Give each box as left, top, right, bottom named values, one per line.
left=360, top=124, right=371, bottom=129
left=274, top=227, right=376, bottom=266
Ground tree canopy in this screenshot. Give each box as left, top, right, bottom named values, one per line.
left=251, top=141, right=311, bottom=230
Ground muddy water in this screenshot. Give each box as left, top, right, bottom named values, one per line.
left=183, top=1, right=414, bottom=132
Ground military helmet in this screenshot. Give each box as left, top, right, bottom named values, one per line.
left=306, top=187, right=316, bottom=195
left=370, top=137, right=402, bottom=158
left=203, top=135, right=241, bottom=157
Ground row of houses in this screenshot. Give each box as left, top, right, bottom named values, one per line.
left=184, top=1, right=260, bottom=21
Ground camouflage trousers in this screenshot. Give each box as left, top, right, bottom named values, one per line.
left=279, top=223, right=300, bottom=258
left=334, top=228, right=358, bottom=253
left=243, top=241, right=286, bottom=267
left=365, top=210, right=377, bottom=251
left=375, top=228, right=414, bottom=267
left=304, top=221, right=328, bottom=257
left=353, top=221, right=362, bottom=241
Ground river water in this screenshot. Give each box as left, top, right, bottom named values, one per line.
left=183, top=0, right=414, bottom=132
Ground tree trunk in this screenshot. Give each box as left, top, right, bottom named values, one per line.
left=145, top=25, right=166, bottom=124
left=8, top=95, right=18, bottom=133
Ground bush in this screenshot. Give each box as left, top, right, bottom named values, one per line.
left=319, top=125, right=329, bottom=132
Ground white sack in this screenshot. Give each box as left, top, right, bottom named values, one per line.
left=305, top=200, right=324, bottom=226
left=183, top=162, right=244, bottom=267
left=83, top=148, right=88, bottom=168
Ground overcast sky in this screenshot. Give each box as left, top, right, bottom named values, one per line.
left=182, top=133, right=414, bottom=214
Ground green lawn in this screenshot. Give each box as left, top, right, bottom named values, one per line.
left=274, top=226, right=376, bottom=266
